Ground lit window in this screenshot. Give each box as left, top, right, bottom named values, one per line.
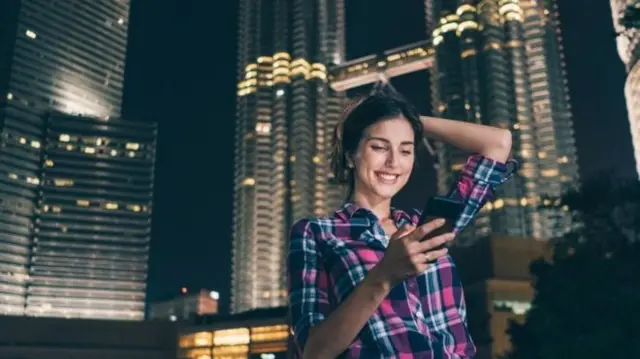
left=276, top=89, right=285, bottom=97
left=126, top=142, right=140, bottom=150
left=52, top=206, right=62, bottom=213
left=255, top=122, right=271, bottom=135
left=65, top=144, right=74, bottom=151
left=105, top=203, right=118, bottom=210
left=30, top=140, right=41, bottom=148
left=6, top=93, right=13, bottom=100
left=59, top=134, right=70, bottom=142
left=25, top=30, right=37, bottom=39
left=8, top=173, right=18, bottom=180
left=84, top=147, right=95, bottom=154
left=127, top=151, right=135, bottom=157
left=43, top=205, right=49, bottom=212
left=27, top=177, right=40, bottom=185
left=77, top=200, right=90, bottom=207
left=117, top=17, right=124, bottom=25
left=242, top=177, right=255, bottom=186
left=110, top=149, right=118, bottom=156
left=312, top=155, right=321, bottom=164
left=96, top=138, right=103, bottom=146
left=44, top=159, right=54, bottom=167
left=494, top=199, right=504, bottom=209
left=210, top=291, right=219, bottom=299
left=54, top=179, right=74, bottom=187
left=19, top=137, right=26, bottom=144
left=127, top=204, right=141, bottom=212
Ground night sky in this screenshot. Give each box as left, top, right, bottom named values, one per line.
left=120, top=0, right=634, bottom=314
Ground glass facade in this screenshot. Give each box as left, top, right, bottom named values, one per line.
left=0, top=0, right=152, bottom=320
left=26, top=112, right=156, bottom=320
left=232, top=0, right=346, bottom=313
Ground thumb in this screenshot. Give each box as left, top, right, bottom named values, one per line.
left=391, top=224, right=415, bottom=240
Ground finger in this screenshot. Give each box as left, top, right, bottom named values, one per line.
left=409, top=218, right=446, bottom=241
left=391, top=224, right=415, bottom=240
left=421, top=248, right=449, bottom=263
left=417, top=232, right=455, bottom=252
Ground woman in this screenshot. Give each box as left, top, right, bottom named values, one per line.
left=287, top=87, right=515, bottom=359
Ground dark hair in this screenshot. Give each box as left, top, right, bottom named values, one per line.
left=329, top=85, right=426, bottom=200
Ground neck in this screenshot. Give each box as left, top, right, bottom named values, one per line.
left=352, top=191, right=392, bottom=221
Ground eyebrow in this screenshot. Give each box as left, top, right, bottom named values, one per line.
left=367, top=136, right=414, bottom=146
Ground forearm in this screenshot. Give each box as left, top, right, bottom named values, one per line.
left=303, top=266, right=391, bottom=359
left=420, top=116, right=512, bottom=162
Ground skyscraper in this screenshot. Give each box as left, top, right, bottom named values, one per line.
left=611, top=0, right=640, bottom=177
left=28, top=112, right=156, bottom=320
left=232, top=0, right=346, bottom=313
left=426, top=0, right=578, bottom=241
left=0, top=0, right=135, bottom=318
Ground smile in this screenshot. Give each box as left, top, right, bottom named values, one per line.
left=375, top=172, right=400, bottom=183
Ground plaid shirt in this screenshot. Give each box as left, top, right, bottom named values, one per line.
left=288, top=155, right=516, bottom=358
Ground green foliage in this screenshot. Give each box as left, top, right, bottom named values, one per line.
left=504, top=177, right=640, bottom=359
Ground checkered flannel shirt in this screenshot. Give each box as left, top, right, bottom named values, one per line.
left=288, top=154, right=516, bottom=358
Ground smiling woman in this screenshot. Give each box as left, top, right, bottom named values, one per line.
left=287, top=85, right=516, bottom=359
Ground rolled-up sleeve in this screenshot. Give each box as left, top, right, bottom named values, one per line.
left=287, top=218, right=331, bottom=351
left=447, top=155, right=517, bottom=232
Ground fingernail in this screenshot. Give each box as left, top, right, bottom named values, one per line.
left=438, top=218, right=446, bottom=225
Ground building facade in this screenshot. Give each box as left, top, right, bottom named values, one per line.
left=426, top=0, right=578, bottom=242
left=611, top=0, right=640, bottom=177
left=232, top=0, right=346, bottom=313
left=150, top=289, right=220, bottom=321
left=27, top=112, right=156, bottom=320
left=0, top=0, right=139, bottom=318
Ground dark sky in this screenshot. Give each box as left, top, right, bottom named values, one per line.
left=121, top=0, right=634, bottom=314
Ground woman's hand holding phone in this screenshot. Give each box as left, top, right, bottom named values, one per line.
left=371, top=219, right=455, bottom=287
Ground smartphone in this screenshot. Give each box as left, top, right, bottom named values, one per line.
left=417, top=196, right=465, bottom=245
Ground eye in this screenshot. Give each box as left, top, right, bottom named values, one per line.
left=371, top=145, right=388, bottom=152
left=401, top=149, right=414, bottom=156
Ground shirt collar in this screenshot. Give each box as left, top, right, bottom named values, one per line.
left=334, top=202, right=413, bottom=225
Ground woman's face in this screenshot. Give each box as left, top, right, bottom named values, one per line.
left=351, top=116, right=416, bottom=202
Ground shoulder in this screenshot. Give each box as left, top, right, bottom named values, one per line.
left=291, top=216, right=334, bottom=234
left=289, top=216, right=336, bottom=244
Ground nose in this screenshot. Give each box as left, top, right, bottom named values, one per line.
left=385, top=149, right=398, bottom=168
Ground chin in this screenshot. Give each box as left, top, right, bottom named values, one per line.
left=371, top=185, right=403, bottom=200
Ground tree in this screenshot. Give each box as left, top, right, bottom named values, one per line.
left=504, top=177, right=640, bottom=359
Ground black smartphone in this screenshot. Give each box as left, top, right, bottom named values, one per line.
left=417, top=196, right=465, bottom=245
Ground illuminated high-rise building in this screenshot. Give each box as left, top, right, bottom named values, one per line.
left=27, top=112, right=156, bottom=320
left=425, top=0, right=578, bottom=241
left=0, top=0, right=132, bottom=317
left=611, top=0, right=640, bottom=177
left=232, top=0, right=346, bottom=313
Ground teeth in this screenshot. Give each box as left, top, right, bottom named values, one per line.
left=377, top=173, right=398, bottom=181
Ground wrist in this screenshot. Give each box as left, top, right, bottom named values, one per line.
left=366, top=264, right=393, bottom=294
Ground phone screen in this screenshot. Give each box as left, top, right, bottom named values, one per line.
left=417, top=196, right=465, bottom=243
